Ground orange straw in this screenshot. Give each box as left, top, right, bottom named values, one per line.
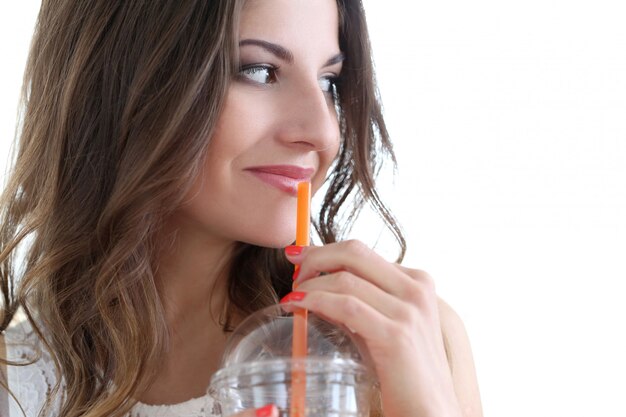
left=291, top=181, right=310, bottom=417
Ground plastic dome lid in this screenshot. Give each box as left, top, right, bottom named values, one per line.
left=209, top=304, right=375, bottom=389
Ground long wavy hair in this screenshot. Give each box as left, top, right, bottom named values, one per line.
left=0, top=1, right=405, bottom=416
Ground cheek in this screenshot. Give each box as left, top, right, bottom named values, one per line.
left=317, top=124, right=341, bottom=174
left=208, top=90, right=270, bottom=157
left=308, top=152, right=338, bottom=206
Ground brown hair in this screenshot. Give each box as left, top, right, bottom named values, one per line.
left=0, top=1, right=404, bottom=416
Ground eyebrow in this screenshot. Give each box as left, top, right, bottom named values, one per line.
left=239, top=39, right=345, bottom=67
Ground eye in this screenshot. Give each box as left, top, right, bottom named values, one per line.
left=318, top=75, right=337, bottom=93
left=319, top=75, right=339, bottom=101
left=238, top=65, right=278, bottom=84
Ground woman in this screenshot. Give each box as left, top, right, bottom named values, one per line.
left=0, top=0, right=482, bottom=416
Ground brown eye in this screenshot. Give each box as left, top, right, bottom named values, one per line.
left=239, top=65, right=278, bottom=84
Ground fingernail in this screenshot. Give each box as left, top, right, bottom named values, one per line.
left=292, top=268, right=300, bottom=281
left=256, top=404, right=277, bottom=417
left=280, top=291, right=306, bottom=304
left=285, top=245, right=303, bottom=256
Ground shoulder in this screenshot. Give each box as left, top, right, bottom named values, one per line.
left=436, top=296, right=484, bottom=417
left=437, top=297, right=470, bottom=354
left=1, top=317, right=62, bottom=417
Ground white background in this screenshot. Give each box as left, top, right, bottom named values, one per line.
left=2, top=2, right=625, bottom=416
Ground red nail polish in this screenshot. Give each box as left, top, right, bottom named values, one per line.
left=256, top=404, right=277, bottom=417
left=292, top=268, right=300, bottom=281
left=280, top=291, right=306, bottom=304
left=285, top=245, right=303, bottom=256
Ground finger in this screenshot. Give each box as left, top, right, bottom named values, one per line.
left=392, top=264, right=439, bottom=307
left=286, top=240, right=416, bottom=299
left=394, top=264, right=434, bottom=286
left=294, top=271, right=406, bottom=320
left=280, top=290, right=397, bottom=343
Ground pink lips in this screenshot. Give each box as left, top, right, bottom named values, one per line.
left=245, top=165, right=314, bottom=196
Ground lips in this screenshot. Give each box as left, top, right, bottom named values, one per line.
left=245, top=165, right=315, bottom=196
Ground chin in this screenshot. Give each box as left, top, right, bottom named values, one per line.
left=235, top=226, right=296, bottom=249
left=242, top=235, right=295, bottom=249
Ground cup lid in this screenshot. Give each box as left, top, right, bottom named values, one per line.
left=209, top=304, right=375, bottom=389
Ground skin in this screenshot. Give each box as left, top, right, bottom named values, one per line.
left=140, top=0, right=483, bottom=416
left=283, top=245, right=483, bottom=417
left=141, top=0, right=341, bottom=406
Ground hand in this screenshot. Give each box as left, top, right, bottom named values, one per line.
left=282, top=240, right=464, bottom=417
left=228, top=404, right=278, bottom=417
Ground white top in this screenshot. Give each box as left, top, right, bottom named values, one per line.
left=3, top=319, right=220, bottom=417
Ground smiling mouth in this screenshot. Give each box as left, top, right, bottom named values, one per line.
left=245, top=165, right=314, bottom=196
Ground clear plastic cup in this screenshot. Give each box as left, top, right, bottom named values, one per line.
left=208, top=304, right=376, bottom=417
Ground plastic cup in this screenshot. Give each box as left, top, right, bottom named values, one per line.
left=208, top=304, right=376, bottom=417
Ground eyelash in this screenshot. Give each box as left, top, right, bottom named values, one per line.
left=238, top=64, right=278, bottom=84
left=237, top=64, right=339, bottom=98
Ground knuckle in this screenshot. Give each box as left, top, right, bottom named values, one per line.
left=420, top=274, right=436, bottom=294
left=404, top=280, right=436, bottom=307
left=335, top=271, right=358, bottom=292
left=341, top=295, right=362, bottom=317
left=403, top=281, right=423, bottom=301
left=341, top=239, right=370, bottom=257
left=407, top=268, right=436, bottom=292
left=407, top=268, right=432, bottom=282
left=395, top=301, right=419, bottom=324
left=383, top=320, right=405, bottom=341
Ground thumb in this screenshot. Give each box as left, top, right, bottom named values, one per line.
left=229, top=404, right=278, bottom=417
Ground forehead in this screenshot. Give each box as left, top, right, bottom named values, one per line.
left=239, top=0, right=340, bottom=53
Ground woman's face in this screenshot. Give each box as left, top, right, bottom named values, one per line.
left=173, top=0, right=343, bottom=247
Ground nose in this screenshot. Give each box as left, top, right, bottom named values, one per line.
left=275, top=80, right=340, bottom=152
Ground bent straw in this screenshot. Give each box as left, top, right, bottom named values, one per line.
left=291, top=181, right=310, bottom=417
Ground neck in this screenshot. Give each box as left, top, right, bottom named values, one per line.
left=155, top=215, right=236, bottom=335
left=139, top=216, right=238, bottom=405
